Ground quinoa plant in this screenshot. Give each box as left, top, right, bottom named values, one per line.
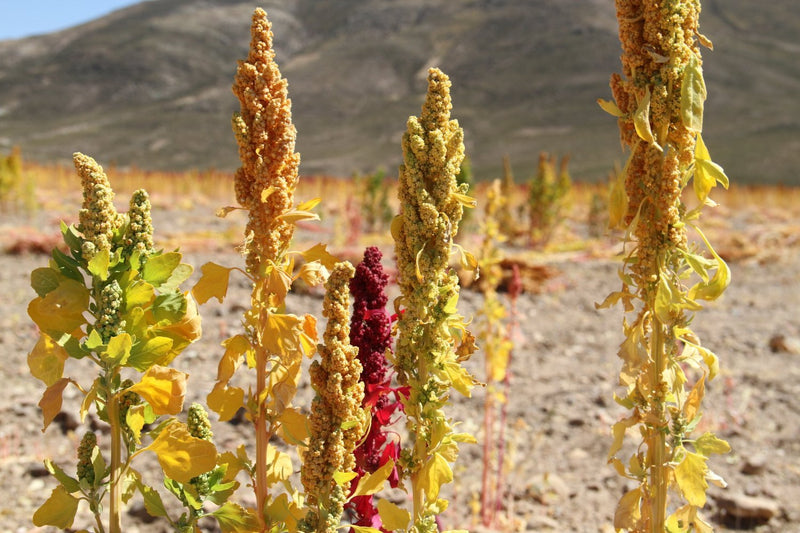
left=598, top=1, right=731, bottom=530
left=28, top=153, right=210, bottom=533
left=193, top=9, right=337, bottom=531
left=475, top=180, right=513, bottom=528
left=299, top=262, right=367, bottom=533
left=346, top=246, right=406, bottom=530
left=391, top=67, right=479, bottom=532
left=526, top=152, right=571, bottom=247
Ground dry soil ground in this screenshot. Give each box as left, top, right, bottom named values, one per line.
left=1, top=198, right=799, bottom=532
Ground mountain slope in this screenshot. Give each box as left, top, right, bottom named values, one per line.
left=1, top=0, right=798, bottom=183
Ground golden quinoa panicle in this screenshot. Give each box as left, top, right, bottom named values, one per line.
left=231, top=7, right=300, bottom=275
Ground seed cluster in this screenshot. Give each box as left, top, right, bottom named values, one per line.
left=76, top=431, right=98, bottom=485
left=302, top=262, right=366, bottom=524
left=74, top=153, right=123, bottom=260
left=125, top=189, right=154, bottom=259
left=231, top=8, right=300, bottom=275
left=96, top=280, right=124, bottom=343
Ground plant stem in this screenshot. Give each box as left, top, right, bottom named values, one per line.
left=650, top=316, right=668, bottom=533
left=106, top=376, right=122, bottom=533
left=255, top=305, right=269, bottom=532
left=481, top=386, right=494, bottom=527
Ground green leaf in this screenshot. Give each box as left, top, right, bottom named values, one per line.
left=44, top=459, right=81, bottom=493
left=142, top=252, right=182, bottom=287
left=138, top=481, right=169, bottom=518
left=152, top=292, right=187, bottom=323
left=193, top=262, right=234, bottom=304
left=681, top=54, right=706, bottom=132
left=377, top=498, right=410, bottom=531
left=32, top=486, right=79, bottom=528
left=694, top=432, right=731, bottom=456
left=212, top=502, right=260, bottom=533
left=30, top=267, right=61, bottom=297
left=91, top=446, right=107, bottom=489
left=675, top=449, right=709, bottom=506
left=127, top=336, right=174, bottom=371
left=51, top=248, right=83, bottom=282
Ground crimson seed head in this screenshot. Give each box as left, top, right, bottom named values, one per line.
left=349, top=246, right=391, bottom=386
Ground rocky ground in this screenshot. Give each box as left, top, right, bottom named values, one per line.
left=1, top=194, right=799, bottom=532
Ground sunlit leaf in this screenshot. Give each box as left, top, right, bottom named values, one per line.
left=44, top=458, right=81, bottom=493
left=127, top=336, right=174, bottom=372
left=299, top=243, right=340, bottom=269
left=30, top=267, right=61, bottom=298
left=681, top=54, right=706, bottom=132
left=609, top=415, right=638, bottom=459
left=451, top=191, right=477, bottom=208
left=675, top=449, right=709, bottom=506
left=142, top=252, right=182, bottom=287
left=277, top=407, right=309, bottom=445
left=207, top=383, right=245, bottom=422
left=193, top=262, right=234, bottom=304
left=28, top=278, right=89, bottom=335
left=87, top=248, right=110, bottom=281
left=138, top=481, right=169, bottom=518
left=694, top=432, right=731, bottom=457
left=333, top=470, right=358, bottom=486
left=266, top=445, right=293, bottom=483
left=377, top=498, right=410, bottom=531
left=634, top=87, right=659, bottom=149
left=684, top=374, right=705, bottom=422
left=213, top=502, right=260, bottom=533
left=597, top=98, right=625, bottom=117
left=103, top=332, right=132, bottom=366
left=444, top=361, right=478, bottom=397
left=28, top=335, right=68, bottom=387
left=146, top=421, right=217, bottom=484
left=125, top=280, right=155, bottom=310
left=419, top=452, right=452, bottom=501
left=263, top=312, right=303, bottom=355
left=352, top=459, right=395, bottom=497
left=32, top=486, right=79, bottom=528
left=689, top=225, right=730, bottom=302
left=128, top=365, right=187, bottom=415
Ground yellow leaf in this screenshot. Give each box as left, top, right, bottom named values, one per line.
left=333, top=470, right=358, bottom=486
left=217, top=335, right=250, bottom=384
left=126, top=404, right=147, bottom=444
left=688, top=225, right=730, bottom=302
left=675, top=449, right=709, bottom=506
left=193, top=262, right=234, bottom=304
left=126, top=336, right=174, bottom=371
left=28, top=278, right=89, bottom=335
left=614, top=487, right=642, bottom=530
left=451, top=191, right=477, bottom=208
left=263, top=312, right=303, bottom=355
left=104, top=332, right=132, bottom=366
left=597, top=98, right=625, bottom=117
left=444, top=361, right=478, bottom=397
left=609, top=415, right=638, bottom=459
left=300, top=314, right=318, bottom=358
left=146, top=421, right=217, bottom=484
left=349, top=526, right=383, bottom=533
left=28, top=335, right=68, bottom=386
left=377, top=499, right=410, bottom=531
left=684, top=375, right=705, bottom=422
left=299, top=243, right=340, bottom=269
left=296, top=261, right=329, bottom=287
left=207, top=383, right=245, bottom=422
left=39, top=378, right=71, bottom=432
left=159, top=295, right=203, bottom=346
left=352, top=459, right=395, bottom=497
left=277, top=407, right=309, bottom=445
left=694, top=432, right=731, bottom=456
left=87, top=248, right=110, bottom=281
left=419, top=453, right=453, bottom=502
left=608, top=166, right=628, bottom=229
left=216, top=205, right=240, bottom=218
left=32, top=486, right=79, bottom=528
left=266, top=444, right=293, bottom=483
left=128, top=365, right=187, bottom=415
left=634, top=87, right=659, bottom=149
left=681, top=55, right=706, bottom=132
left=213, top=502, right=260, bottom=533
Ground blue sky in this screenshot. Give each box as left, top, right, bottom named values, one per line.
left=0, top=0, right=144, bottom=40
